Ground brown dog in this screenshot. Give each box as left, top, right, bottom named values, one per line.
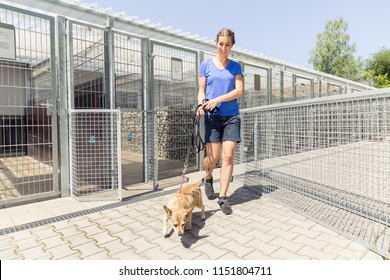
left=163, top=178, right=206, bottom=237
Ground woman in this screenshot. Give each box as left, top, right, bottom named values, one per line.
left=196, top=28, right=243, bottom=215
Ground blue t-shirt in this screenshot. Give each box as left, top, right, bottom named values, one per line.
left=199, top=58, right=243, bottom=116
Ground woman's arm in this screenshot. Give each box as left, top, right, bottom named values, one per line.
left=203, top=75, right=243, bottom=112
left=197, top=76, right=207, bottom=116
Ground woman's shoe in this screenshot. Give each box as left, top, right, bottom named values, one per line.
left=205, top=178, right=214, bottom=199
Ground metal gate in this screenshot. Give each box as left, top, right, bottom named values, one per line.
left=67, top=20, right=122, bottom=200
left=69, top=109, right=121, bottom=201
left=0, top=3, right=59, bottom=206
left=242, top=64, right=269, bottom=108
left=150, top=42, right=199, bottom=181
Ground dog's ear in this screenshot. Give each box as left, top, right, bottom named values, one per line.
left=163, top=206, right=172, bottom=217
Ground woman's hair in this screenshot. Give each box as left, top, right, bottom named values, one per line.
left=215, top=28, right=235, bottom=45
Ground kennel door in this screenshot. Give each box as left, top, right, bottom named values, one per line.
left=69, top=109, right=122, bottom=201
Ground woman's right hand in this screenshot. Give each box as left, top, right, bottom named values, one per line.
left=196, top=104, right=205, bottom=117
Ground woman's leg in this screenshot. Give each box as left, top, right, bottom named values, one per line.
left=203, top=142, right=221, bottom=179
left=219, top=140, right=237, bottom=197
left=203, top=142, right=220, bottom=199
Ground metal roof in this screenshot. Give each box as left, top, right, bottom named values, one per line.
left=1, top=0, right=376, bottom=90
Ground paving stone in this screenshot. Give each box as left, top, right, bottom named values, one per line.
left=315, top=232, right=351, bottom=248
left=111, top=248, right=148, bottom=260
left=102, top=239, right=139, bottom=257
left=222, top=240, right=254, bottom=258
left=73, top=241, right=106, bottom=259
left=289, top=225, right=323, bottom=239
left=360, top=250, right=384, bottom=260
left=128, top=236, right=158, bottom=254
left=91, top=231, right=119, bottom=246
left=13, top=235, right=43, bottom=252
left=293, top=235, right=329, bottom=250
left=125, top=220, right=148, bottom=233
left=266, top=219, right=296, bottom=232
left=223, top=229, right=254, bottom=244
left=98, top=209, right=124, bottom=220
left=242, top=250, right=275, bottom=260
left=269, top=236, right=305, bottom=253
left=40, top=234, right=69, bottom=249
left=267, top=227, right=300, bottom=241
left=31, top=225, right=58, bottom=239
left=90, top=217, right=117, bottom=227
left=218, top=251, right=241, bottom=259
left=284, top=217, right=317, bottom=229
left=79, top=224, right=106, bottom=237
left=245, top=221, right=275, bottom=233
left=65, top=232, right=92, bottom=247
left=138, top=228, right=162, bottom=243
left=0, top=237, right=17, bottom=251
left=166, top=244, right=205, bottom=260
left=140, top=246, right=178, bottom=260
left=19, top=244, right=52, bottom=259
left=45, top=243, right=79, bottom=259
left=269, top=247, right=311, bottom=260
left=297, top=246, right=339, bottom=260
left=103, top=222, right=130, bottom=235
left=0, top=247, right=23, bottom=259
left=112, top=229, right=141, bottom=244
left=49, top=220, right=75, bottom=231
left=245, top=229, right=278, bottom=243
left=53, top=225, right=82, bottom=239
left=69, top=217, right=96, bottom=229
left=244, top=239, right=280, bottom=255
left=192, top=242, right=230, bottom=259
left=83, top=251, right=113, bottom=260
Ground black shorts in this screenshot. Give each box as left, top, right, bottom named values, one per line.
left=204, top=115, right=241, bottom=143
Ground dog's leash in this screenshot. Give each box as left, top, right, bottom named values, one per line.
left=179, top=106, right=205, bottom=192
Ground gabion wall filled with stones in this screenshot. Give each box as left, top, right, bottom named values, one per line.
left=121, top=105, right=195, bottom=160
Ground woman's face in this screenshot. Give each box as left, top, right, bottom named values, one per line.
left=216, top=35, right=233, bottom=57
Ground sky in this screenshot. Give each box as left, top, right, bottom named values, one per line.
left=87, top=0, right=390, bottom=69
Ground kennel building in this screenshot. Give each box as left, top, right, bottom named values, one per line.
left=0, top=0, right=374, bottom=206
left=1, top=0, right=389, bottom=258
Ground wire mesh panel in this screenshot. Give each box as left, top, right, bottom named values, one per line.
left=121, top=109, right=158, bottom=189
left=242, top=64, right=269, bottom=108
left=114, top=32, right=143, bottom=110
left=70, top=110, right=121, bottom=201
left=0, top=4, right=57, bottom=205
left=242, top=90, right=390, bottom=257
left=113, top=32, right=146, bottom=187
left=70, top=22, right=105, bottom=109
left=282, top=72, right=294, bottom=103
left=295, top=76, right=312, bottom=101
left=151, top=42, right=198, bottom=180
left=258, top=94, right=390, bottom=222
left=271, top=70, right=282, bottom=104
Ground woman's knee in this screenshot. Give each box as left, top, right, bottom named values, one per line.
left=222, top=153, right=234, bottom=165
left=208, top=155, right=220, bottom=166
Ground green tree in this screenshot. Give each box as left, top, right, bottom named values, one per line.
left=309, top=18, right=362, bottom=81
left=363, top=48, right=390, bottom=88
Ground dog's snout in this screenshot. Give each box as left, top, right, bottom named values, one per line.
left=178, top=232, right=183, bottom=236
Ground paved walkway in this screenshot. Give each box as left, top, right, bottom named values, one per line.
left=0, top=172, right=383, bottom=260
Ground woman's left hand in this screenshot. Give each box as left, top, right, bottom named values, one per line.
left=203, top=98, right=220, bottom=112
